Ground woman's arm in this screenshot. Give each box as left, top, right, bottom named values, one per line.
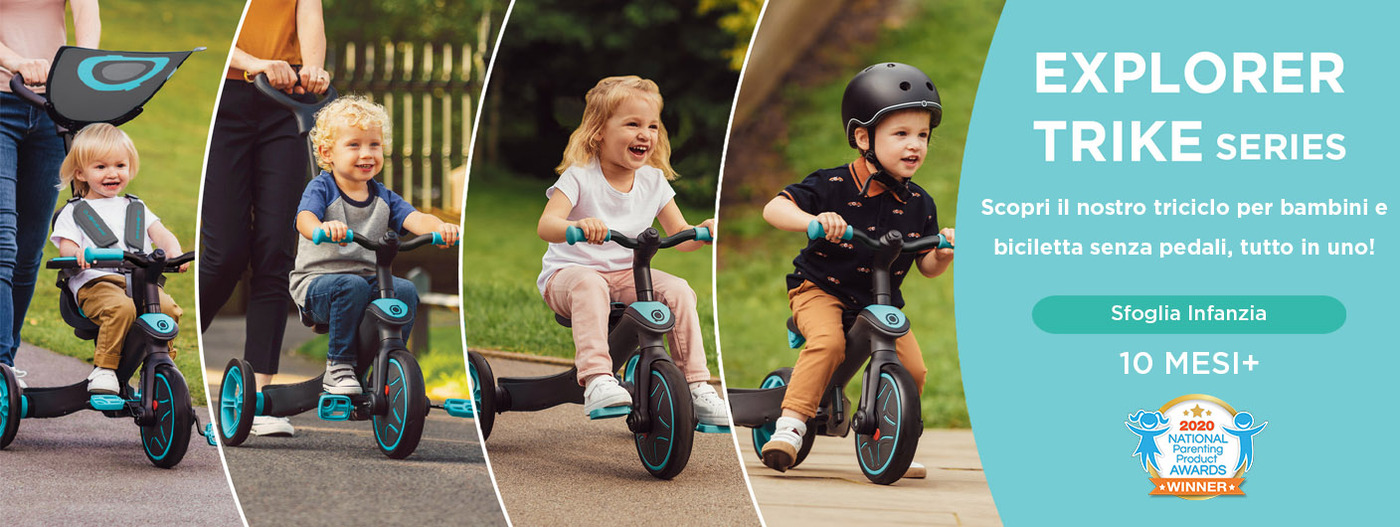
left=656, top=199, right=714, bottom=252
left=70, top=0, right=101, bottom=48
left=295, top=0, right=329, bottom=94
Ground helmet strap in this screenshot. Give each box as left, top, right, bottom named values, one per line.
left=860, top=149, right=912, bottom=201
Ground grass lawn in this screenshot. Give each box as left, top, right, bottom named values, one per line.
left=460, top=165, right=718, bottom=374
left=717, top=0, right=1002, bottom=428
left=22, top=0, right=245, bottom=404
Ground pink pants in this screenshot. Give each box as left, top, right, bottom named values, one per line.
left=543, top=266, right=711, bottom=385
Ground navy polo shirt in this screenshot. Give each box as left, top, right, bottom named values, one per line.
left=779, top=161, right=940, bottom=309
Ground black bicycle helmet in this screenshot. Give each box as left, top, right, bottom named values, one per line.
left=842, top=62, right=942, bottom=149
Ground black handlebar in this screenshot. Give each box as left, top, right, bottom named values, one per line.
left=251, top=73, right=339, bottom=135
left=8, top=73, right=49, bottom=109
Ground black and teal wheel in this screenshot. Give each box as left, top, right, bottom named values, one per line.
left=217, top=359, right=256, bottom=447
left=142, top=364, right=192, bottom=469
left=467, top=351, right=495, bottom=440
left=373, top=349, right=427, bottom=459
left=633, top=359, right=693, bottom=479
left=1, top=364, right=21, bottom=449
left=855, top=366, right=921, bottom=485
left=749, top=367, right=815, bottom=469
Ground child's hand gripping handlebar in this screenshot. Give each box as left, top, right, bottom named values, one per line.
left=565, top=225, right=713, bottom=248
left=807, top=220, right=953, bottom=252
left=312, top=228, right=460, bottom=251
left=47, top=248, right=195, bottom=271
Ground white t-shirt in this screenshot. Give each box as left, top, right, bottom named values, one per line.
left=50, top=196, right=161, bottom=295
left=537, top=160, right=676, bottom=296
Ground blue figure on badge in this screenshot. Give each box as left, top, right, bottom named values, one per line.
left=1223, top=411, right=1267, bottom=472
left=1126, top=410, right=1170, bottom=473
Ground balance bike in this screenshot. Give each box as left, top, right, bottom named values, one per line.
left=216, top=230, right=455, bottom=459
left=468, top=226, right=715, bottom=479
left=727, top=220, right=952, bottom=484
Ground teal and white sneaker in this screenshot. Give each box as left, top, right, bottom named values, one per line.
left=583, top=375, right=630, bottom=417
left=13, top=368, right=26, bottom=389
left=689, top=382, right=729, bottom=426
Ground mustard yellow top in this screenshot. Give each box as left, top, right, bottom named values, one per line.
left=226, top=0, right=301, bottom=80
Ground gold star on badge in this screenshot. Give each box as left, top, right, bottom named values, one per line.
left=1190, top=405, right=1205, bottom=417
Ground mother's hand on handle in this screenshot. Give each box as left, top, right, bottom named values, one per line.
left=248, top=58, right=297, bottom=93
left=297, top=65, right=331, bottom=95
left=4, top=58, right=51, bottom=87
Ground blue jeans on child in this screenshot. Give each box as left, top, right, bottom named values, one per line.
left=302, top=274, right=418, bottom=363
left=0, top=91, right=65, bottom=367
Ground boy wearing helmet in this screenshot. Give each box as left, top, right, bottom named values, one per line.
left=759, top=62, right=956, bottom=473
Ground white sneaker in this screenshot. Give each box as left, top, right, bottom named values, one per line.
left=689, top=382, right=729, bottom=426
left=87, top=367, right=119, bottom=395
left=251, top=415, right=295, bottom=437
left=904, top=460, right=927, bottom=479
left=322, top=362, right=361, bottom=395
left=761, top=416, right=807, bottom=472
left=12, top=368, right=26, bottom=389
left=583, top=375, right=631, bottom=416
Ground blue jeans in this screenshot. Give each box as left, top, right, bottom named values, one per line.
left=0, top=92, right=65, bottom=366
left=303, top=274, right=418, bottom=363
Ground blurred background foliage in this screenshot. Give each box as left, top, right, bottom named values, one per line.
left=473, top=0, right=755, bottom=208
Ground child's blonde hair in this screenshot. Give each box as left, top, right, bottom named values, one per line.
left=310, top=95, right=393, bottom=171
left=557, top=76, right=678, bottom=180
left=58, top=123, right=140, bottom=196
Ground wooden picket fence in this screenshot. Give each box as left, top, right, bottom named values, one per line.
left=324, top=14, right=492, bottom=217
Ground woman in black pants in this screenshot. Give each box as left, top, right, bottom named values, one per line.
left=200, top=0, right=329, bottom=437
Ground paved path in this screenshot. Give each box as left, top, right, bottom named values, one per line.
left=743, top=428, right=1002, bottom=526
left=204, top=315, right=505, bottom=526
left=477, top=353, right=761, bottom=526
left=2, top=343, right=242, bottom=526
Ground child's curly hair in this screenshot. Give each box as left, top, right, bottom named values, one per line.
left=557, top=76, right=678, bottom=180
left=58, top=123, right=140, bottom=197
left=309, top=94, right=393, bottom=172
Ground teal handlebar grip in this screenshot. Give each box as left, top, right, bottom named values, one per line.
left=312, top=228, right=355, bottom=245
left=806, top=220, right=853, bottom=241
left=694, top=226, right=713, bottom=242
left=85, top=247, right=124, bottom=262
left=431, top=231, right=460, bottom=247
left=937, top=235, right=954, bottom=250
left=565, top=225, right=610, bottom=245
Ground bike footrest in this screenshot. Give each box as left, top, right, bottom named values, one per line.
left=588, top=406, right=630, bottom=420
left=202, top=423, right=217, bottom=446
left=696, top=423, right=731, bottom=434
left=318, top=394, right=354, bottom=421
left=89, top=394, right=126, bottom=411
left=442, top=398, right=475, bottom=419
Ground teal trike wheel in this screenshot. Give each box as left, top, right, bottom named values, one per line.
left=373, top=349, right=427, bottom=459
left=749, top=367, right=815, bottom=469
left=467, top=351, right=495, bottom=440
left=142, top=364, right=192, bottom=468
left=855, top=366, right=920, bottom=485
left=633, top=359, right=693, bottom=479
left=217, top=359, right=256, bottom=447
left=1, top=364, right=21, bottom=449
